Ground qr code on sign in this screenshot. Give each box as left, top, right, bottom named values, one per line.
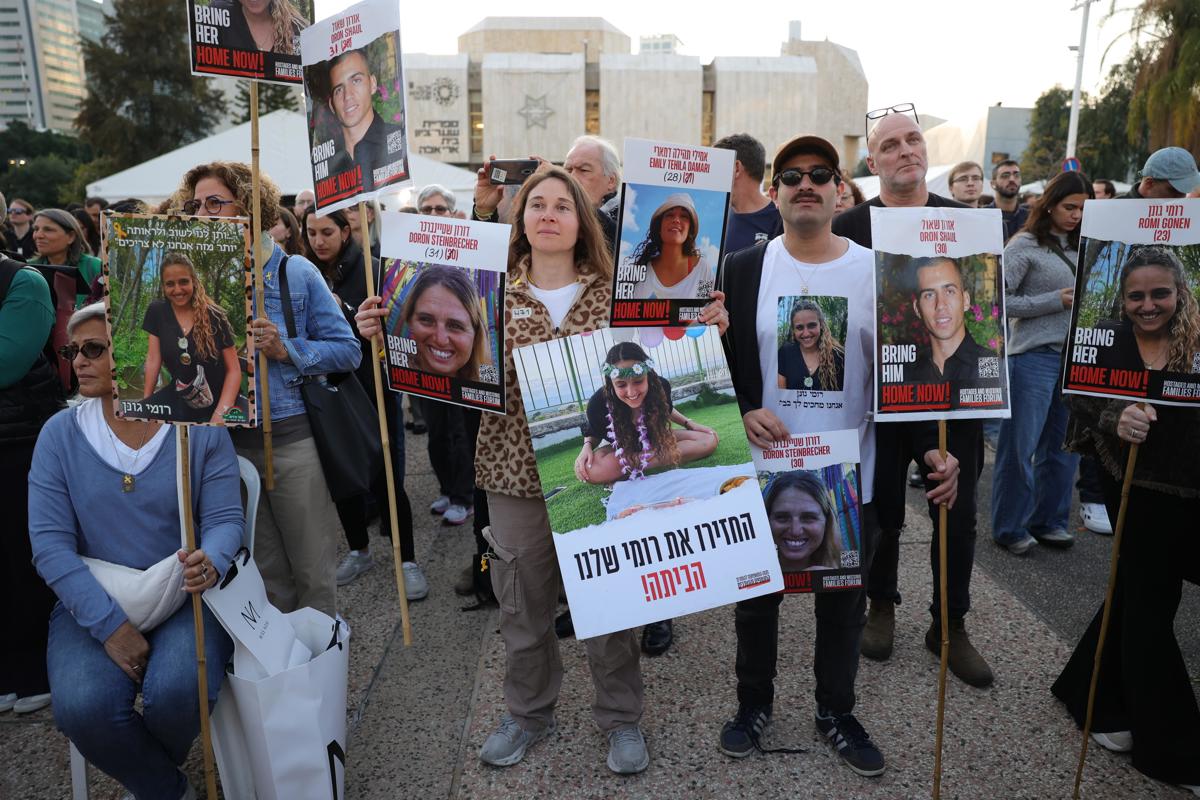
left=977, top=357, right=999, bottom=379
left=478, top=364, right=499, bottom=383
left=841, top=551, right=860, bottom=568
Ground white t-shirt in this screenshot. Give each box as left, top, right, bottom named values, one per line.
left=756, top=236, right=877, bottom=501
left=75, top=397, right=171, bottom=475
left=630, top=253, right=715, bottom=300
left=528, top=281, right=581, bottom=330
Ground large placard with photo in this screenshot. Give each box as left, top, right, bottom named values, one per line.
left=872, top=206, right=1010, bottom=421
left=187, top=0, right=312, bottom=85
left=752, top=429, right=863, bottom=593
left=1061, top=199, right=1200, bottom=406
left=512, top=324, right=781, bottom=638
left=610, top=138, right=733, bottom=328
left=377, top=212, right=509, bottom=413
left=102, top=213, right=255, bottom=426
left=300, top=0, right=409, bottom=213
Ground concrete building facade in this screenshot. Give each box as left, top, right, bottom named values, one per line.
left=409, top=17, right=868, bottom=173
left=0, top=0, right=92, bottom=132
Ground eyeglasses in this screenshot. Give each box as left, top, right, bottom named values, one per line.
left=58, top=341, right=108, bottom=361
left=865, top=103, right=919, bottom=139
left=995, top=170, right=1021, bottom=181
left=951, top=175, right=984, bottom=185
left=774, top=167, right=840, bottom=187
left=7, top=207, right=28, bottom=216
left=181, top=196, right=238, bottom=215
left=419, top=204, right=451, bottom=215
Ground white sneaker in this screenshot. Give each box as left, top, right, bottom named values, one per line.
left=1180, top=784, right=1200, bottom=797
left=442, top=504, right=471, bottom=526
left=0, top=693, right=16, bottom=712
left=403, top=561, right=429, bottom=600
left=430, top=495, right=450, bottom=515
left=335, top=550, right=374, bottom=586
left=1091, top=730, right=1132, bottom=752
left=12, top=693, right=51, bottom=714
left=1080, top=502, right=1113, bottom=535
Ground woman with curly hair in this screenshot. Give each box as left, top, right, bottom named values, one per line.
left=629, top=193, right=715, bottom=300
left=1094, top=245, right=1200, bottom=374
left=141, top=253, right=245, bottom=425
left=575, top=341, right=718, bottom=484
left=764, top=470, right=842, bottom=572
left=777, top=299, right=845, bottom=391
left=215, top=0, right=308, bottom=55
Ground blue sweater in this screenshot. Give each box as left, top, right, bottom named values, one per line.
left=28, top=409, right=245, bottom=642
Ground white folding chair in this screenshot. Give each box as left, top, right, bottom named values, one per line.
left=68, top=454, right=263, bottom=798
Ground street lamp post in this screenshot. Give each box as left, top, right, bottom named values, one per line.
left=1066, top=0, right=1096, bottom=161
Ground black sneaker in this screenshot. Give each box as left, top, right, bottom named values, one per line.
left=719, top=704, right=772, bottom=758
left=815, top=706, right=886, bottom=776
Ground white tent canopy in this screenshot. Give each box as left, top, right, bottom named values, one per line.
left=86, top=110, right=478, bottom=211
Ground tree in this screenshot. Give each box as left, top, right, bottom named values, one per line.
left=0, top=155, right=77, bottom=208
left=76, top=0, right=227, bottom=171
left=232, top=83, right=301, bottom=124
left=1021, top=86, right=1075, bottom=183
left=1127, top=0, right=1200, bottom=152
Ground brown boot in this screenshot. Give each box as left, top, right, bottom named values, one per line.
left=925, top=617, right=994, bottom=688
left=861, top=600, right=895, bottom=661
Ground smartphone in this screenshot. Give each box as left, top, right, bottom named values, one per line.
left=487, top=158, right=539, bottom=186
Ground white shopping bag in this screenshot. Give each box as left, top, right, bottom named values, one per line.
left=225, top=608, right=350, bottom=800
left=203, top=547, right=310, bottom=675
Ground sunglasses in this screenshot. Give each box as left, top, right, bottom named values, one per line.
left=419, top=204, right=451, bottom=215
left=7, top=207, right=29, bottom=215
left=864, top=102, right=920, bottom=139
left=181, top=196, right=238, bottom=215
left=58, top=341, right=109, bottom=361
left=774, top=167, right=840, bottom=188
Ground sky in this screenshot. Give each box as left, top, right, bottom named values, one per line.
left=314, top=0, right=1145, bottom=125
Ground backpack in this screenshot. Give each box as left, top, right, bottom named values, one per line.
left=0, top=258, right=74, bottom=392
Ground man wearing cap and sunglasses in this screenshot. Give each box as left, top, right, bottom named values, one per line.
left=717, top=133, right=961, bottom=776
left=831, top=107, right=995, bottom=691
left=1122, top=146, right=1200, bottom=199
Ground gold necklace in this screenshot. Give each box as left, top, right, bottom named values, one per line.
left=105, top=422, right=155, bottom=493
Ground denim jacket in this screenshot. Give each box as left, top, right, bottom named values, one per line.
left=252, top=245, right=361, bottom=422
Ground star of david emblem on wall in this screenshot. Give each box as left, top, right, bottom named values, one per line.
left=517, top=94, right=555, bottom=129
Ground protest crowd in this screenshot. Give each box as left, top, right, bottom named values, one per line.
left=3, top=9, right=1200, bottom=798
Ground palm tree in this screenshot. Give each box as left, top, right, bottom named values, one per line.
left=1125, top=0, right=1200, bottom=151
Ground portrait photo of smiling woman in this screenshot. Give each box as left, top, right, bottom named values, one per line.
left=399, top=265, right=493, bottom=382
left=776, top=296, right=848, bottom=392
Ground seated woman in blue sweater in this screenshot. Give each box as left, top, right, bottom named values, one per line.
left=28, top=302, right=243, bottom=800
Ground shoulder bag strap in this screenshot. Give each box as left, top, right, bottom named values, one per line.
left=1047, top=241, right=1077, bottom=275
left=277, top=256, right=299, bottom=338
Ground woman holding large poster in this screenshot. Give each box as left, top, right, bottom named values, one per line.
left=141, top=254, right=244, bottom=425
left=574, top=341, right=717, bottom=484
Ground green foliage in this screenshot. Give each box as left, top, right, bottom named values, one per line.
left=1078, top=238, right=1200, bottom=327
left=1020, top=56, right=1152, bottom=183
left=76, top=0, right=227, bottom=171
left=232, top=83, right=301, bottom=124
left=776, top=295, right=849, bottom=349
left=0, top=155, right=76, bottom=209
left=538, top=399, right=748, bottom=533
left=1127, top=0, right=1200, bottom=152
left=876, top=252, right=1005, bottom=353
left=59, top=157, right=120, bottom=207
left=0, top=121, right=90, bottom=174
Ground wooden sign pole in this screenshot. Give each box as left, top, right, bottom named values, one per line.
left=359, top=200, right=412, bottom=645
left=249, top=80, right=274, bottom=489
left=178, top=425, right=219, bottom=798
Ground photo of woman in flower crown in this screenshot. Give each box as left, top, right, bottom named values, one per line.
left=574, top=341, right=718, bottom=485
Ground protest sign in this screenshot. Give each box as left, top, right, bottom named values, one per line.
left=752, top=429, right=863, bottom=593
left=103, top=213, right=255, bottom=426
left=1061, top=199, right=1200, bottom=406
left=512, top=324, right=782, bottom=638
left=871, top=207, right=1010, bottom=421
left=377, top=211, right=508, bottom=413
left=187, top=0, right=312, bottom=85
left=611, top=138, right=733, bottom=327
left=301, top=0, right=409, bottom=213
